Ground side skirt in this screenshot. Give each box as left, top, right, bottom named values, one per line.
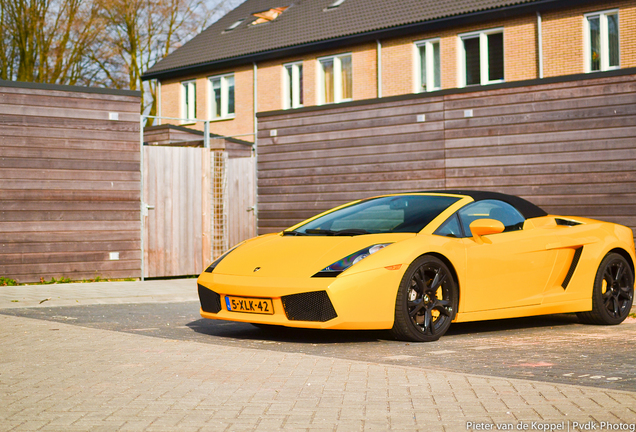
left=453, top=299, right=591, bottom=323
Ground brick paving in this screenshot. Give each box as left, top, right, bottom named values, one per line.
left=0, top=279, right=197, bottom=309
left=1, top=280, right=636, bottom=431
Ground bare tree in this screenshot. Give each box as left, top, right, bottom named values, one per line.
left=0, top=0, right=103, bottom=85
left=93, top=0, right=238, bottom=122
left=0, top=0, right=242, bottom=117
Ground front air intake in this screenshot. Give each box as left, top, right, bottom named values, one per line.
left=281, top=291, right=337, bottom=322
left=198, top=284, right=222, bottom=313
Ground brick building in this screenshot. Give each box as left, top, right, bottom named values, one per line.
left=142, top=0, right=636, bottom=141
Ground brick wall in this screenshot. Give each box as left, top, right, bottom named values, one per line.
left=352, top=42, right=378, bottom=101
left=543, top=0, right=636, bottom=77
left=158, top=0, right=636, bottom=140
left=257, top=59, right=282, bottom=113
left=381, top=14, right=539, bottom=96
left=257, top=43, right=377, bottom=111
left=161, top=65, right=255, bottom=141
left=382, top=37, right=416, bottom=96
left=505, top=15, right=539, bottom=82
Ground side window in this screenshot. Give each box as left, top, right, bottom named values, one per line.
left=459, top=29, right=504, bottom=87
left=434, top=214, right=463, bottom=238
left=284, top=62, right=303, bottom=109
left=416, top=38, right=441, bottom=92
left=457, top=200, right=525, bottom=236
left=209, top=73, right=235, bottom=120
left=181, top=80, right=196, bottom=122
left=318, top=53, right=352, bottom=104
left=585, top=10, right=619, bottom=73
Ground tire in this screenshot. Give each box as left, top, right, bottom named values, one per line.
left=391, top=255, right=458, bottom=342
left=577, top=253, right=634, bottom=325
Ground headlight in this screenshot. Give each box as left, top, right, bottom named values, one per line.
left=312, top=243, right=391, bottom=277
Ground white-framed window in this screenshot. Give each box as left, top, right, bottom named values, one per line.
left=181, top=80, right=196, bottom=122
left=318, top=53, right=352, bottom=104
left=584, top=9, right=619, bottom=72
left=208, top=73, right=235, bottom=120
left=283, top=61, right=303, bottom=109
left=415, top=38, right=441, bottom=92
left=458, top=28, right=504, bottom=87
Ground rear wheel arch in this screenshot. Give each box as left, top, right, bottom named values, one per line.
left=609, top=247, right=635, bottom=278
left=577, top=251, right=634, bottom=325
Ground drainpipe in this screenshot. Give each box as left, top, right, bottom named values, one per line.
left=376, top=40, right=382, bottom=98
left=537, top=11, right=544, bottom=79
left=253, top=62, right=258, bottom=233
left=156, top=80, right=162, bottom=125
left=139, top=115, right=145, bottom=281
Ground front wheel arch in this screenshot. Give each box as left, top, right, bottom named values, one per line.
left=424, top=252, right=461, bottom=313
left=391, top=254, right=459, bottom=342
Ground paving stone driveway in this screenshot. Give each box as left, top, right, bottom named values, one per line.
left=1, top=280, right=635, bottom=431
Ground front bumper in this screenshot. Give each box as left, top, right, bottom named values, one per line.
left=196, top=267, right=404, bottom=330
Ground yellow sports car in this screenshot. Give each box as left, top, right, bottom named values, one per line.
left=197, top=191, right=635, bottom=342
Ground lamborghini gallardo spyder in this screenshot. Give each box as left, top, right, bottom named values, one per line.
left=197, top=191, right=635, bottom=342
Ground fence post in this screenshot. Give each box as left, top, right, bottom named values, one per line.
left=140, top=115, right=145, bottom=281
left=204, top=121, right=210, bottom=149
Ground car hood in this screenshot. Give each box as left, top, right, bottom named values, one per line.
left=213, top=232, right=416, bottom=278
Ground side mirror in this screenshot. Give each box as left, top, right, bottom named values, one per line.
left=469, top=219, right=505, bottom=244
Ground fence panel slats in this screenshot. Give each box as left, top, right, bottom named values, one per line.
left=0, top=82, right=141, bottom=283
left=256, top=73, right=636, bottom=237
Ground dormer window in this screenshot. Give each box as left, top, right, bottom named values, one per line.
left=327, top=0, right=346, bottom=9
left=251, top=6, right=288, bottom=25
left=225, top=19, right=244, bottom=32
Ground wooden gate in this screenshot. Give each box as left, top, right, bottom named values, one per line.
left=143, top=146, right=211, bottom=278
left=227, top=156, right=257, bottom=248
left=143, top=146, right=255, bottom=278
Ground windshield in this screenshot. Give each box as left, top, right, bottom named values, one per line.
left=288, top=195, right=460, bottom=235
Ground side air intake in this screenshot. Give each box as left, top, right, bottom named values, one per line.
left=562, top=247, right=583, bottom=290
left=281, top=291, right=337, bottom=322
left=198, top=284, right=222, bottom=313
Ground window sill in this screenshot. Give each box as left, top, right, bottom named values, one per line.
left=461, top=80, right=504, bottom=88
left=318, top=99, right=353, bottom=106
left=209, top=115, right=235, bottom=122
left=587, top=66, right=621, bottom=73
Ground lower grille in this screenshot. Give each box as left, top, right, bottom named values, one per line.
left=198, top=284, right=222, bottom=313
left=281, top=291, right=337, bottom=322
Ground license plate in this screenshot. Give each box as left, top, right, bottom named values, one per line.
left=225, top=296, right=274, bottom=315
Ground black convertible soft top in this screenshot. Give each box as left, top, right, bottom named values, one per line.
left=422, top=190, right=548, bottom=219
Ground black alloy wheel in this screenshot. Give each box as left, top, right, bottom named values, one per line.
left=391, top=255, right=458, bottom=342
left=578, top=253, right=634, bottom=325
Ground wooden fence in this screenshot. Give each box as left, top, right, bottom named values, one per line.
left=143, top=146, right=255, bottom=278
left=256, top=70, right=636, bottom=236
left=0, top=81, right=141, bottom=283
left=0, top=81, right=255, bottom=282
